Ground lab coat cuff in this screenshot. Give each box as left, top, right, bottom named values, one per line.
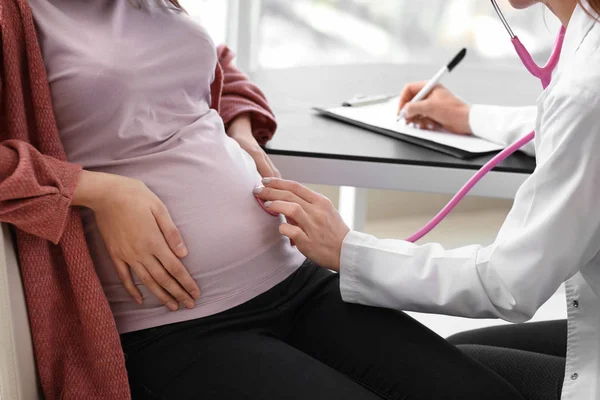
left=339, top=230, right=371, bottom=305
left=469, top=104, right=507, bottom=145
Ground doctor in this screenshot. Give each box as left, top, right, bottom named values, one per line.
left=254, top=0, right=600, bottom=398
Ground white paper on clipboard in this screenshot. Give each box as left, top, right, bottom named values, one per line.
left=325, top=97, right=505, bottom=155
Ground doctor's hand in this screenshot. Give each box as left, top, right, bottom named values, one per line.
left=253, top=178, right=350, bottom=272
left=228, top=114, right=281, bottom=178
left=399, top=81, right=472, bottom=135
left=73, top=171, right=201, bottom=311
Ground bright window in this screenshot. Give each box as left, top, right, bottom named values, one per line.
left=257, top=0, right=561, bottom=69
left=180, top=0, right=228, bottom=45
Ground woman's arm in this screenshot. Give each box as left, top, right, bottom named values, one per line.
left=399, top=82, right=538, bottom=157
left=0, top=141, right=200, bottom=309
left=470, top=105, right=538, bottom=157
left=213, top=45, right=281, bottom=177
left=72, top=170, right=201, bottom=310
left=339, top=89, right=599, bottom=322
left=0, top=140, right=82, bottom=244
left=0, top=72, right=81, bottom=244
left=254, top=82, right=600, bottom=323
left=226, top=113, right=281, bottom=178
left=216, top=45, right=277, bottom=146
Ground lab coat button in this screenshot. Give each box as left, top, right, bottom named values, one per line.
left=573, top=300, right=579, bottom=308
left=571, top=373, right=579, bottom=381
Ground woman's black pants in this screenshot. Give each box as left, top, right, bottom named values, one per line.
left=121, top=262, right=566, bottom=400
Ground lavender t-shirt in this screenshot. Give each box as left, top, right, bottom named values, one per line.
left=28, top=0, right=305, bottom=333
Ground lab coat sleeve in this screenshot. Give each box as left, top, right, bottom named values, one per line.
left=469, top=105, right=538, bottom=157
left=340, top=89, right=600, bottom=323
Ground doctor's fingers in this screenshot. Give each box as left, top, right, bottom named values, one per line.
left=402, top=99, right=440, bottom=121
left=279, top=223, right=309, bottom=246
left=264, top=200, right=313, bottom=230
left=406, top=116, right=442, bottom=131
left=398, top=80, right=430, bottom=111
left=254, top=186, right=311, bottom=209
left=261, top=178, right=325, bottom=205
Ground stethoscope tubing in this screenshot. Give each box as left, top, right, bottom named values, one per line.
left=406, top=1, right=565, bottom=243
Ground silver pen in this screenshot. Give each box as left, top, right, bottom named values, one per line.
left=343, top=94, right=396, bottom=107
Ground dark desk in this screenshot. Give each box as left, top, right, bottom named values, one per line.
left=251, top=64, right=538, bottom=228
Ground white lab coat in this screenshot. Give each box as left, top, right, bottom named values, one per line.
left=339, top=3, right=600, bottom=399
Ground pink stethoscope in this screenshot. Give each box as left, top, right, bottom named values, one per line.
left=256, top=0, right=567, bottom=243
left=405, top=0, right=566, bottom=243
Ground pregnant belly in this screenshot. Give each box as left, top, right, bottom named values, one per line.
left=83, top=134, right=303, bottom=310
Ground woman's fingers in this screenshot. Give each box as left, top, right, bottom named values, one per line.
left=238, top=139, right=280, bottom=179
left=255, top=152, right=275, bottom=178
left=260, top=178, right=323, bottom=204
left=142, top=256, right=195, bottom=310
left=113, top=258, right=143, bottom=304
left=152, top=202, right=188, bottom=258
left=267, top=155, right=282, bottom=178
left=150, top=202, right=199, bottom=305
left=256, top=151, right=281, bottom=179
left=156, top=250, right=201, bottom=301
left=131, top=262, right=180, bottom=311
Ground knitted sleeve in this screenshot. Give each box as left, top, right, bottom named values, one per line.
left=216, top=45, right=277, bottom=146
left=0, top=140, right=82, bottom=244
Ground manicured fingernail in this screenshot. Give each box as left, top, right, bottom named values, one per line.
left=184, top=300, right=195, bottom=309
left=253, top=186, right=264, bottom=194
left=264, top=201, right=272, bottom=208
left=191, top=290, right=201, bottom=300
left=167, top=301, right=178, bottom=311
left=262, top=178, right=272, bottom=185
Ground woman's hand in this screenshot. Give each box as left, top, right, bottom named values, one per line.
left=399, top=81, right=472, bottom=135
left=253, top=178, right=350, bottom=272
left=73, top=170, right=201, bottom=311
left=228, top=114, right=281, bottom=178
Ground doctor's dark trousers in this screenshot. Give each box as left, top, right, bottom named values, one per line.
left=120, top=261, right=565, bottom=400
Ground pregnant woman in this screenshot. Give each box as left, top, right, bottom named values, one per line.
left=1, top=1, right=528, bottom=399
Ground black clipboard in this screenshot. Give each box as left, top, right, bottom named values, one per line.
left=313, top=107, right=497, bottom=160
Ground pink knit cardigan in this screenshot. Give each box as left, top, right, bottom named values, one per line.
left=0, top=1, right=277, bottom=398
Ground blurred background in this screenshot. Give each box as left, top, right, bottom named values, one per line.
left=179, top=0, right=566, bottom=335
left=181, top=0, right=560, bottom=70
